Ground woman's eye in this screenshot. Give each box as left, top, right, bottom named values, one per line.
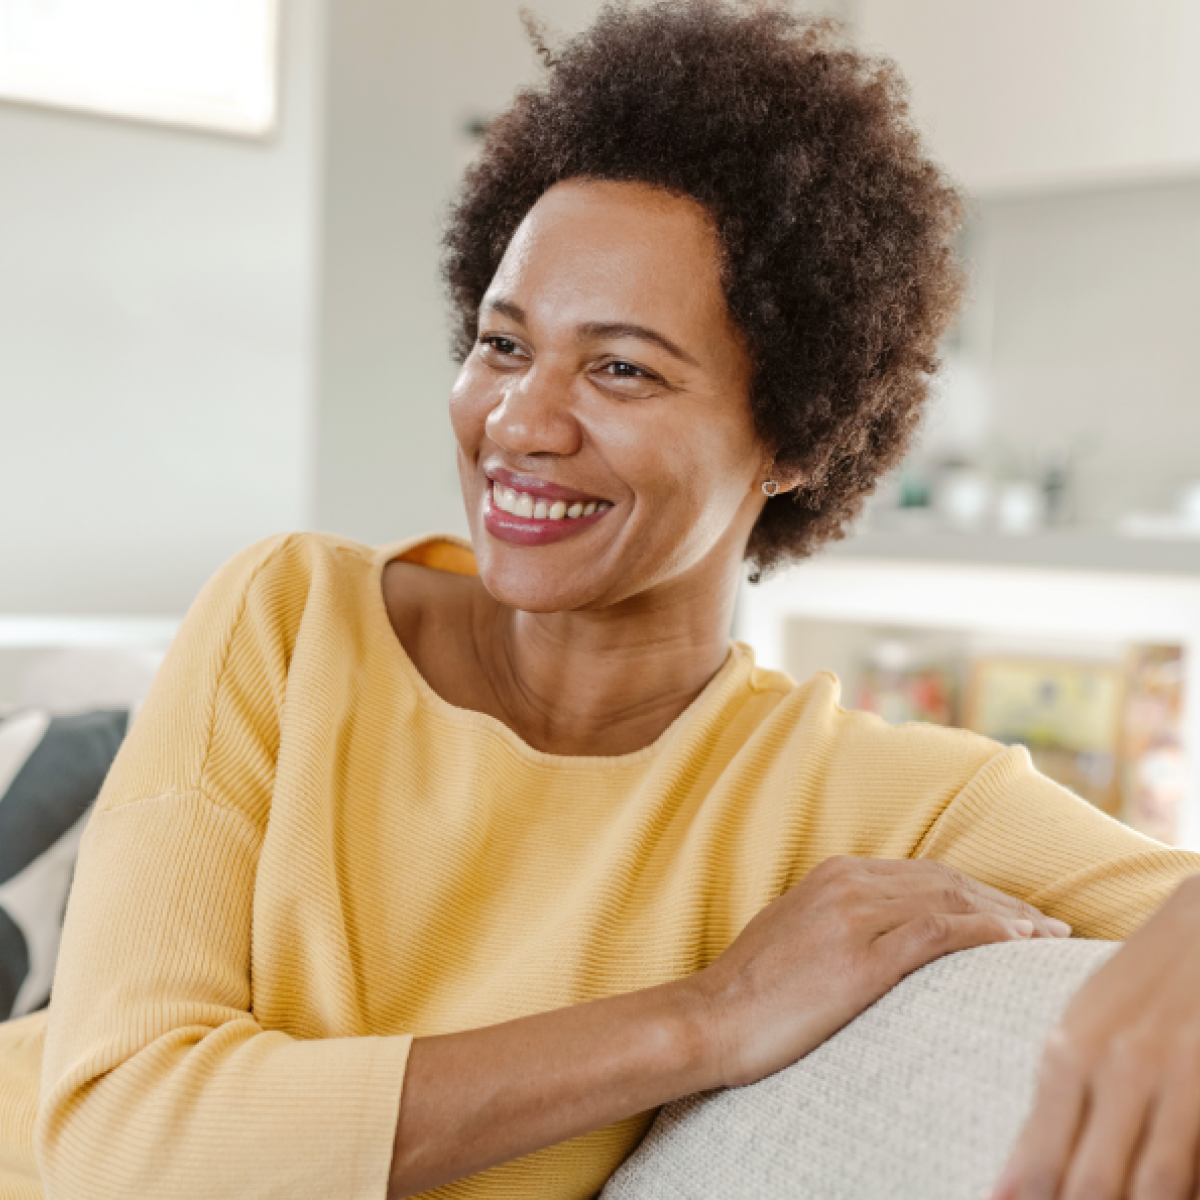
left=482, top=336, right=520, bottom=356
left=604, top=361, right=648, bottom=378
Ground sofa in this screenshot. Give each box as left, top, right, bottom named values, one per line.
left=602, top=938, right=1115, bottom=1200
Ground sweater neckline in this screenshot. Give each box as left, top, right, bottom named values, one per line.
left=370, top=533, right=755, bottom=770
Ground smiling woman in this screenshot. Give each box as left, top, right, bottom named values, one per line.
left=3, top=4, right=1200, bottom=1200
left=446, top=5, right=965, bottom=575
left=450, top=180, right=765, bottom=621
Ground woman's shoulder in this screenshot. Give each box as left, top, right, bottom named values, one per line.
left=93, top=533, right=392, bottom=822
left=191, top=530, right=425, bottom=647
left=724, top=651, right=1002, bottom=795
left=182, top=528, right=475, bottom=711
left=739, top=668, right=1020, bottom=863
left=201, top=530, right=380, bottom=603
left=776, top=666, right=1005, bottom=795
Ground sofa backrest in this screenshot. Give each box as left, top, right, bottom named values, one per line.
left=602, top=938, right=1116, bottom=1200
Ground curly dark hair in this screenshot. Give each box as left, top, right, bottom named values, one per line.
left=443, top=0, right=966, bottom=575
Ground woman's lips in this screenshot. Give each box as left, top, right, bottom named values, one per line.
left=486, top=465, right=607, bottom=506
left=483, top=482, right=611, bottom=547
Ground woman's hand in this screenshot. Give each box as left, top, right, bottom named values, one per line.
left=994, top=875, right=1200, bottom=1200
left=687, top=855, right=1071, bottom=1089
left=387, top=856, right=1065, bottom=1196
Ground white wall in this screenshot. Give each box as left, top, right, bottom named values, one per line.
left=977, top=177, right=1200, bottom=523
left=0, top=0, right=851, bottom=616
left=856, top=0, right=1200, bottom=195
left=312, top=0, right=608, bottom=548
left=858, top=1, right=1200, bottom=525
left=0, top=0, right=324, bottom=615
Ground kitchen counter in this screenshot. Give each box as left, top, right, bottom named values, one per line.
left=824, top=528, right=1200, bottom=577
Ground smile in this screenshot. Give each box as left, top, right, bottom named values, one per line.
left=482, top=471, right=614, bottom=547
left=491, top=484, right=610, bottom=521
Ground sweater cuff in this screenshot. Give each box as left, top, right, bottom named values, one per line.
left=246, top=1030, right=413, bottom=1198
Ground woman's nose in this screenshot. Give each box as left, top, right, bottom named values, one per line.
left=485, top=363, right=583, bottom=458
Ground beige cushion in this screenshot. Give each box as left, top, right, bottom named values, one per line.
left=602, top=939, right=1117, bottom=1200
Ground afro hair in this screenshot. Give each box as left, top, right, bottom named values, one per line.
left=444, top=0, right=966, bottom=574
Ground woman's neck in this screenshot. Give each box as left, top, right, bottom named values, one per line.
left=386, top=550, right=741, bottom=757
left=479, top=574, right=737, bottom=757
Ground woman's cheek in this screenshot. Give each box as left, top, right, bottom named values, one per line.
left=449, top=369, right=495, bottom=451
left=660, top=462, right=734, bottom=552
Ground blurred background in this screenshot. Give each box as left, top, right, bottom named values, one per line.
left=1, top=0, right=1199, bottom=843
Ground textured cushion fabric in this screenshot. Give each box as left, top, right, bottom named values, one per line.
left=602, top=938, right=1118, bottom=1200
left=0, top=709, right=128, bottom=1019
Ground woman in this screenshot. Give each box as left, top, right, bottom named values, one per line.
left=3, top=4, right=1199, bottom=1199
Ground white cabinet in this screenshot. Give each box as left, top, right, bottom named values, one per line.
left=855, top=0, right=1200, bottom=194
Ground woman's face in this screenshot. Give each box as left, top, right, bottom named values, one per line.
left=450, top=179, right=770, bottom=614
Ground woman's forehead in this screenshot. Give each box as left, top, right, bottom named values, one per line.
left=487, top=179, right=730, bottom=335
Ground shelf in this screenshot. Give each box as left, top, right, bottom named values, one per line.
left=825, top=529, right=1200, bottom=577
left=738, top=548, right=1200, bottom=849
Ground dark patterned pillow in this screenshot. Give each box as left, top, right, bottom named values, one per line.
left=0, top=709, right=128, bottom=1020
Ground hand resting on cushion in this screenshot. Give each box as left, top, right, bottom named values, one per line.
left=393, top=855, right=1065, bottom=1195
left=687, top=854, right=1070, bottom=1090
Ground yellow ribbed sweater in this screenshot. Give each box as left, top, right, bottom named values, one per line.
left=1, top=532, right=1198, bottom=1200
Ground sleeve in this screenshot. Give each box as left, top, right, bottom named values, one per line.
left=916, top=742, right=1200, bottom=940
left=34, top=536, right=411, bottom=1200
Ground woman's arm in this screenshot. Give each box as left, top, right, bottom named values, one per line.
left=38, top=538, right=415, bottom=1199
left=391, top=975, right=708, bottom=1196
left=389, top=856, right=1067, bottom=1197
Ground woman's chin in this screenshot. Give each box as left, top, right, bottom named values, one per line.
left=467, top=501, right=617, bottom=609
left=472, top=538, right=617, bottom=615
left=483, top=583, right=596, bottom=615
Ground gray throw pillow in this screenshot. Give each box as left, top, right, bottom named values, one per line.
left=602, top=938, right=1117, bottom=1200
left=0, top=708, right=128, bottom=1019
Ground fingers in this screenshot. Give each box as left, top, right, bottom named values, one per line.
left=875, top=879, right=1069, bottom=942
left=992, top=1031, right=1088, bottom=1199
left=986, top=881, right=1200, bottom=1200
left=1058, top=1048, right=1152, bottom=1200
left=1129, top=1042, right=1200, bottom=1200
left=995, top=1035, right=1200, bottom=1200
left=828, top=857, right=1072, bottom=938
left=875, top=911, right=1035, bottom=984
left=950, top=873, right=1072, bottom=938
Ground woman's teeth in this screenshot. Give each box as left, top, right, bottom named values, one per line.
left=492, top=484, right=609, bottom=520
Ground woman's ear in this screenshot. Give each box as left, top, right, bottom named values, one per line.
left=761, top=461, right=806, bottom=496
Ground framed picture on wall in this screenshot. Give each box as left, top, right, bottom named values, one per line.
left=0, top=0, right=280, bottom=137
left=964, top=656, right=1126, bottom=817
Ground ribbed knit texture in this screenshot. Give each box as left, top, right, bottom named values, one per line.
left=1, top=531, right=1197, bottom=1200
left=602, top=939, right=1121, bottom=1200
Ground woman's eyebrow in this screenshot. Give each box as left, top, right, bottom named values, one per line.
left=484, top=297, right=527, bottom=324
left=578, top=321, right=700, bottom=368
left=482, top=296, right=700, bottom=368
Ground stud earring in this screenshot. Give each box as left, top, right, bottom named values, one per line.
left=761, top=480, right=780, bottom=498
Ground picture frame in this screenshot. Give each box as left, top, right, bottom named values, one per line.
left=964, top=656, right=1126, bottom=816
left=0, top=0, right=281, bottom=137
